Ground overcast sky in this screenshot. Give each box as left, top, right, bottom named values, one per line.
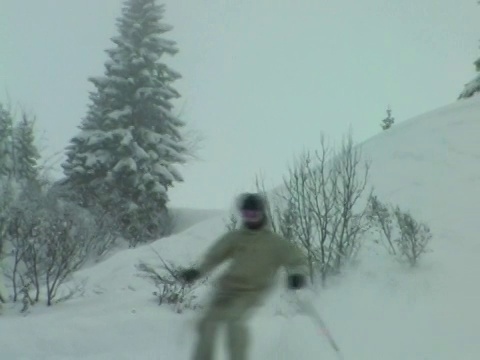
left=1, top=0, right=479, bottom=209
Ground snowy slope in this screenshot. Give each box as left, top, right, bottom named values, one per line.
left=2, top=97, right=480, bottom=360
left=169, top=207, right=225, bottom=233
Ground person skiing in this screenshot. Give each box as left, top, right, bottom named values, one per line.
left=180, top=192, right=308, bottom=360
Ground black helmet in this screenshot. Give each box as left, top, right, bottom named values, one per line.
left=237, top=193, right=267, bottom=229
left=238, top=193, right=266, bottom=212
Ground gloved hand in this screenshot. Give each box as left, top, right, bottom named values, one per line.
left=180, top=268, right=201, bottom=284
left=287, top=274, right=306, bottom=290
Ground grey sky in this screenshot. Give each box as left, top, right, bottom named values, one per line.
left=1, top=0, right=479, bottom=209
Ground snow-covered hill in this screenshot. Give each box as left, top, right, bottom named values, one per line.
left=169, top=207, right=225, bottom=233
left=2, top=97, right=480, bottom=360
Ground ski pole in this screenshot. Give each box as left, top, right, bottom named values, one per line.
left=296, top=297, right=345, bottom=360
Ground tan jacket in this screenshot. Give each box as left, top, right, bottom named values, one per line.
left=197, top=227, right=307, bottom=293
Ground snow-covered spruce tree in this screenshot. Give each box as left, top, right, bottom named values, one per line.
left=458, top=7, right=480, bottom=100
left=0, top=105, right=41, bottom=307
left=0, top=104, right=15, bottom=306
left=13, top=113, right=40, bottom=187
left=458, top=57, right=480, bottom=99
left=0, top=103, right=15, bottom=179
left=62, top=0, right=186, bottom=245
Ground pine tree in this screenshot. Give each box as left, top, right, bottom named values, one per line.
left=0, top=104, right=15, bottom=180
left=13, top=113, right=40, bottom=185
left=381, top=107, right=395, bottom=130
left=458, top=2, right=480, bottom=100
left=458, top=56, right=480, bottom=99
left=0, top=104, right=15, bottom=305
left=62, top=0, right=186, bottom=243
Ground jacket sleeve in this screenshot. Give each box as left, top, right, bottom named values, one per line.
left=197, top=232, right=236, bottom=276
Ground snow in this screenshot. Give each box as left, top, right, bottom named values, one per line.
left=84, top=152, right=111, bottom=168
left=118, top=129, right=133, bottom=146
left=2, top=97, right=480, bottom=359
left=107, top=107, right=132, bottom=121
left=152, top=163, right=175, bottom=182
left=113, top=157, right=137, bottom=173
left=131, top=143, right=149, bottom=161
left=150, top=181, right=166, bottom=195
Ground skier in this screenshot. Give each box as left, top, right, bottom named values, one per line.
left=180, top=192, right=308, bottom=360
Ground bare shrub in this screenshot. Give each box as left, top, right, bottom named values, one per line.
left=0, top=181, right=16, bottom=304
left=366, top=195, right=432, bottom=266
left=253, top=174, right=280, bottom=232
left=20, top=283, right=34, bottom=313
left=278, top=132, right=371, bottom=284
left=137, top=249, right=207, bottom=313
left=5, top=204, right=40, bottom=302
left=86, top=204, right=120, bottom=260
left=39, top=202, right=93, bottom=306
left=275, top=197, right=298, bottom=243
left=225, top=212, right=239, bottom=231
left=5, top=190, right=45, bottom=303
left=279, top=153, right=316, bottom=281
left=53, top=278, right=87, bottom=304
left=367, top=194, right=396, bottom=255
left=393, top=207, right=432, bottom=267
left=4, top=189, right=95, bottom=306
left=49, top=186, right=120, bottom=260
left=327, top=134, right=372, bottom=268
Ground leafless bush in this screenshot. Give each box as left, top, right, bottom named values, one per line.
left=86, top=205, right=119, bottom=259
left=275, top=197, right=297, bottom=243
left=4, top=190, right=46, bottom=303
left=393, top=207, right=432, bottom=267
left=0, top=275, right=5, bottom=304
left=20, top=283, right=34, bottom=313
left=278, top=132, right=371, bottom=284
left=367, top=194, right=396, bottom=255
left=137, top=249, right=206, bottom=313
left=0, top=181, right=17, bottom=303
left=328, top=134, right=372, bottom=267
left=6, top=204, right=40, bottom=302
left=279, top=154, right=316, bottom=281
left=4, top=189, right=95, bottom=306
left=254, top=174, right=280, bottom=232
left=366, top=195, right=432, bottom=266
left=40, top=204, right=92, bottom=306
left=53, top=279, right=87, bottom=304
left=20, top=235, right=43, bottom=303
left=225, top=212, right=239, bottom=231
left=49, top=186, right=120, bottom=260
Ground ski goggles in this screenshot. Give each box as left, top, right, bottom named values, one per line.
left=240, top=209, right=263, bottom=222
